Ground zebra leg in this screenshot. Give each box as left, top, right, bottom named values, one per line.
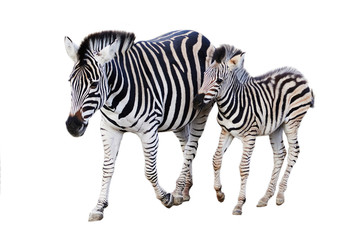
left=89, top=122, right=123, bottom=221
left=140, top=131, right=174, bottom=208
left=257, top=126, right=286, bottom=207
left=276, top=120, right=301, bottom=206
left=173, top=125, right=189, bottom=153
left=172, top=126, right=189, bottom=205
left=233, top=135, right=256, bottom=215
left=213, top=129, right=234, bottom=202
left=172, top=106, right=212, bottom=205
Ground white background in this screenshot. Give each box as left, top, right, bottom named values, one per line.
left=1, top=0, right=359, bottom=239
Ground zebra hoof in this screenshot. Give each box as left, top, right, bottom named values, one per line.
left=232, top=208, right=242, bottom=215
left=257, top=198, right=268, bottom=207
left=88, top=210, right=104, bottom=222
left=183, top=194, right=190, bottom=202
left=276, top=192, right=285, bottom=206
left=232, top=203, right=244, bottom=215
left=173, top=195, right=184, bottom=206
left=216, top=191, right=225, bottom=202
left=161, top=193, right=174, bottom=208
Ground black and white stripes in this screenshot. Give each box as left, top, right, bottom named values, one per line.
left=195, top=44, right=314, bottom=215
left=65, top=30, right=214, bottom=221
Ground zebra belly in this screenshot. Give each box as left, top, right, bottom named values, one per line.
left=100, top=108, right=149, bottom=133
left=218, top=114, right=285, bottom=137
left=100, top=106, right=198, bottom=133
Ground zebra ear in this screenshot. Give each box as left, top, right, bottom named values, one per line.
left=64, top=37, right=79, bottom=62
left=93, top=38, right=120, bottom=65
left=227, top=52, right=245, bottom=70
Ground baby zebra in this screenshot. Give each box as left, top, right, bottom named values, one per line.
left=194, top=45, right=314, bottom=215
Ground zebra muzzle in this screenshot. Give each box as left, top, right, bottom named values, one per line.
left=66, top=115, right=88, bottom=137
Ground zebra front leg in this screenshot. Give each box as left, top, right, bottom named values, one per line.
left=233, top=135, right=256, bottom=215
left=276, top=122, right=300, bottom=206
left=257, top=127, right=286, bottom=207
left=140, top=131, right=174, bottom=208
left=213, top=129, right=234, bottom=202
left=89, top=123, right=123, bottom=221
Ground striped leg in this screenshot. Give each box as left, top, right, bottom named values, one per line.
left=140, top=131, right=174, bottom=208
left=172, top=106, right=212, bottom=205
left=257, top=126, right=286, bottom=207
left=276, top=120, right=301, bottom=206
left=233, top=134, right=256, bottom=215
left=172, top=126, right=190, bottom=205
left=89, top=121, right=123, bottom=221
left=213, top=129, right=234, bottom=202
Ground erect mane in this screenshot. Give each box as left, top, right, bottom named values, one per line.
left=77, top=31, right=136, bottom=64
left=212, top=44, right=244, bottom=63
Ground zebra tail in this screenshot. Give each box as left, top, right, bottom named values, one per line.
left=310, top=89, right=315, bottom=108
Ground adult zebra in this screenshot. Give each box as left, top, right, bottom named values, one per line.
left=64, top=30, right=214, bottom=221
left=194, top=45, right=314, bottom=215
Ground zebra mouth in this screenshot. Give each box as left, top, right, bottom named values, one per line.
left=66, top=116, right=88, bottom=137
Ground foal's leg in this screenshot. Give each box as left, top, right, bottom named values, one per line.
left=257, top=126, right=286, bottom=207
left=276, top=120, right=301, bottom=206
left=213, top=129, right=233, bottom=202
left=172, top=105, right=212, bottom=205
left=140, top=131, right=173, bottom=208
left=233, top=135, right=256, bottom=215
left=89, top=121, right=123, bottom=221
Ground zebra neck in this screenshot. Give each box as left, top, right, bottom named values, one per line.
left=217, top=68, right=253, bottom=114
left=235, top=68, right=252, bottom=84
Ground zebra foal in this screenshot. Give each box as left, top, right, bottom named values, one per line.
left=194, top=45, right=314, bottom=215
left=64, top=30, right=214, bottom=221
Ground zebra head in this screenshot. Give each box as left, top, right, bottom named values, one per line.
left=64, top=36, right=120, bottom=137
left=194, top=45, right=245, bottom=109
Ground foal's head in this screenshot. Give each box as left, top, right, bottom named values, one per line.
left=194, top=45, right=245, bottom=108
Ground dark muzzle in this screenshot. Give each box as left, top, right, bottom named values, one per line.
left=193, top=93, right=205, bottom=109
left=66, top=115, right=87, bottom=137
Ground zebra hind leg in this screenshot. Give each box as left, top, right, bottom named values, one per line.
left=172, top=105, right=213, bottom=205
left=276, top=118, right=302, bottom=206
left=257, top=126, right=286, bottom=207
left=172, top=126, right=189, bottom=205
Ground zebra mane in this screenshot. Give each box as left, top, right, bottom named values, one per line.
left=77, top=31, right=136, bottom=64
left=212, top=44, right=244, bottom=63
left=253, top=67, right=303, bottom=81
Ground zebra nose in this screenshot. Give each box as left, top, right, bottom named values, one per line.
left=193, top=93, right=205, bottom=109
left=66, top=115, right=87, bottom=137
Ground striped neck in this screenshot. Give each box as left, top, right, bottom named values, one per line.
left=234, top=68, right=252, bottom=84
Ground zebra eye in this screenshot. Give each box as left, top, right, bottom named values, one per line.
left=90, top=81, right=98, bottom=89
left=216, top=78, right=223, bottom=84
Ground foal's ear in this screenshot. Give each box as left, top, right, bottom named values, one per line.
left=64, top=36, right=79, bottom=62
left=227, top=52, right=245, bottom=70
left=93, top=38, right=120, bottom=66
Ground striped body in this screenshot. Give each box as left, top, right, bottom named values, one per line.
left=216, top=67, right=313, bottom=137
left=64, top=30, right=214, bottom=221
left=195, top=45, right=314, bottom=215
left=101, top=31, right=213, bottom=133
